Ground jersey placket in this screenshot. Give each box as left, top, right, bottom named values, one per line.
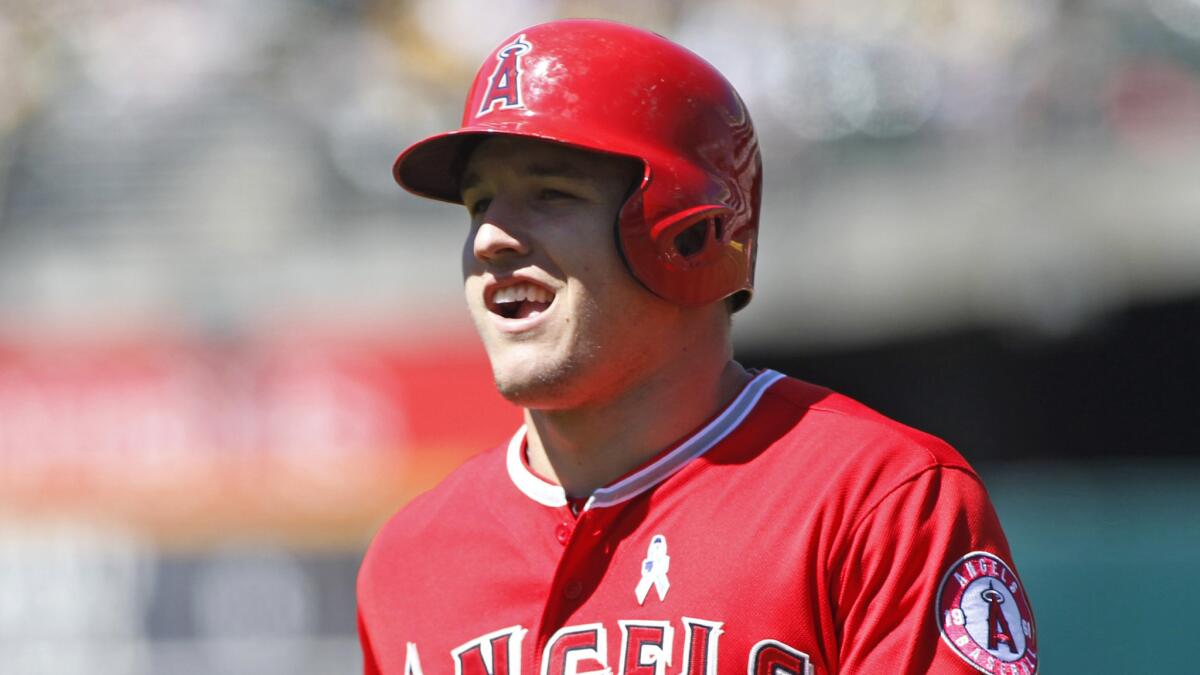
left=535, top=503, right=623, bottom=655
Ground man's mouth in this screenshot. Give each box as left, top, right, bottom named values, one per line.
left=486, top=281, right=556, bottom=320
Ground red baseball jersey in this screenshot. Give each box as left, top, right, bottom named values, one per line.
left=358, top=370, right=1038, bottom=675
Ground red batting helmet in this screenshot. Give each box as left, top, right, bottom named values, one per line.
left=393, top=19, right=762, bottom=309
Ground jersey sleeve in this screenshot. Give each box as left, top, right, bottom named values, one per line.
left=358, top=605, right=382, bottom=675
left=831, top=464, right=1038, bottom=674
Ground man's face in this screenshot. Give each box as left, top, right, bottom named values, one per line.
left=460, top=136, right=684, bottom=409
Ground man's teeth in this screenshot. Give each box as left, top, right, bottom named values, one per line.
left=494, top=283, right=553, bottom=305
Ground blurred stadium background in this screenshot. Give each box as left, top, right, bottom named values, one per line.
left=1, top=0, right=1197, bottom=673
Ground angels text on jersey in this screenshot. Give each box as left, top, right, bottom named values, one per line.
left=401, top=618, right=814, bottom=675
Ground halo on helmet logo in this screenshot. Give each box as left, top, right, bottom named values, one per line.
left=478, top=34, right=532, bottom=117
left=936, top=551, right=1038, bottom=675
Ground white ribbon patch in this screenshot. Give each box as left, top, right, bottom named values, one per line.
left=635, top=534, right=671, bottom=605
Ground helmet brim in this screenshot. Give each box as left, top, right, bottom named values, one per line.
left=393, top=125, right=652, bottom=206
left=392, top=129, right=496, bottom=205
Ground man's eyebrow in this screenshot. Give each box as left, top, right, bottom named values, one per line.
left=525, top=162, right=587, bottom=179
left=460, top=161, right=587, bottom=198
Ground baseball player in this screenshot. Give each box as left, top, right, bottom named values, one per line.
left=358, top=19, right=1036, bottom=675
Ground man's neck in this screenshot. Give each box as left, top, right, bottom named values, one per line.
left=523, top=358, right=752, bottom=498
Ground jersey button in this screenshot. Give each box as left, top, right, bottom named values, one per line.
left=563, top=580, right=583, bottom=600
left=555, top=522, right=571, bottom=545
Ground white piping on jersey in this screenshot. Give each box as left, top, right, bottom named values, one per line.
left=504, top=369, right=786, bottom=510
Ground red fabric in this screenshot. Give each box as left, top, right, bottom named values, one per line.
left=358, top=607, right=382, bottom=675
left=357, top=376, right=1034, bottom=674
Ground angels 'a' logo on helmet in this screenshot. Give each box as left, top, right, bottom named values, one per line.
left=478, top=34, right=532, bottom=117
left=936, top=552, right=1038, bottom=675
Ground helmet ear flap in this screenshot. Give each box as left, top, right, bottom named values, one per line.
left=672, top=217, right=721, bottom=258
left=649, top=205, right=735, bottom=271
left=618, top=202, right=749, bottom=308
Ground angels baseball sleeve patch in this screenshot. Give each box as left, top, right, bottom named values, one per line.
left=935, top=551, right=1038, bottom=675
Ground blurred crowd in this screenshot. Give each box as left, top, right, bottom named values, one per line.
left=0, top=0, right=1197, bottom=343
left=2, top=1, right=1198, bottom=153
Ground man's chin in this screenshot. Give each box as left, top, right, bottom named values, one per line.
left=489, top=361, right=580, bottom=409
left=492, top=374, right=566, bottom=408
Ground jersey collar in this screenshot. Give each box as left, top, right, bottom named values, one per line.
left=505, top=369, right=785, bottom=511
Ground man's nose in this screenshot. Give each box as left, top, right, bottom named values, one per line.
left=472, top=206, right=530, bottom=263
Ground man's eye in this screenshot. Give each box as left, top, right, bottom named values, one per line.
left=468, top=198, right=492, bottom=216
left=537, top=188, right=575, bottom=201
